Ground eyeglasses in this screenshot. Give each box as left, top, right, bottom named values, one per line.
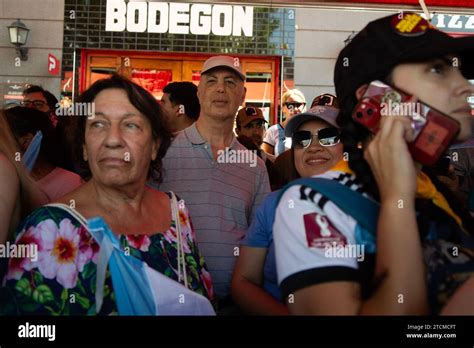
left=21, top=100, right=47, bottom=109
left=244, top=121, right=265, bottom=130
left=284, top=102, right=306, bottom=109
left=293, top=128, right=341, bottom=148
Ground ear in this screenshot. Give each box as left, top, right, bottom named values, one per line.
left=151, top=138, right=161, bottom=161
left=19, top=134, right=34, bottom=152
left=241, top=86, right=247, bottom=106
left=197, top=83, right=203, bottom=103
left=355, top=84, right=368, bottom=100
left=235, top=127, right=241, bottom=136
left=176, top=104, right=185, bottom=117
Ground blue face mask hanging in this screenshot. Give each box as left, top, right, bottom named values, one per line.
left=21, top=131, right=43, bottom=172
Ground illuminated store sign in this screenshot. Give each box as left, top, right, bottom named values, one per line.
left=430, top=14, right=474, bottom=33
left=106, top=0, right=254, bottom=36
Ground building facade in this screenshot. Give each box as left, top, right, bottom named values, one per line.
left=0, top=0, right=64, bottom=106
left=1, top=1, right=472, bottom=120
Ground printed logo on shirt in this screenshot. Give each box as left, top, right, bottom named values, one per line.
left=303, top=212, right=347, bottom=249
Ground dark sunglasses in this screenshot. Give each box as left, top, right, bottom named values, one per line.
left=293, top=128, right=341, bottom=148
left=285, top=102, right=306, bottom=109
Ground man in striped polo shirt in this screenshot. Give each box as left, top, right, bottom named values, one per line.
left=159, top=56, right=270, bottom=312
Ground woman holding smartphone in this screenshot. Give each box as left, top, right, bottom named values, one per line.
left=273, top=12, right=474, bottom=315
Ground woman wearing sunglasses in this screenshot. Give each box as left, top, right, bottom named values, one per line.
left=273, top=12, right=474, bottom=315
left=231, top=105, right=343, bottom=315
left=262, top=89, right=306, bottom=158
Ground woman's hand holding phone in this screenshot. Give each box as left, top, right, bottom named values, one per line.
left=364, top=114, right=418, bottom=203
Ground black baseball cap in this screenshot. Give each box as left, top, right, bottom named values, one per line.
left=334, top=12, right=474, bottom=107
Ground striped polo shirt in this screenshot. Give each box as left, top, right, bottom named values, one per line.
left=159, top=123, right=270, bottom=299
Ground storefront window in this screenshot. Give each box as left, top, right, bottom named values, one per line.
left=63, top=0, right=295, bottom=123
left=131, top=69, right=173, bottom=99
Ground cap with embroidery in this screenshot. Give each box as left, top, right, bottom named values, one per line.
left=201, top=56, right=245, bottom=81
left=285, top=105, right=340, bottom=138
left=236, top=106, right=267, bottom=128
left=334, top=12, right=474, bottom=106
left=311, top=93, right=339, bottom=108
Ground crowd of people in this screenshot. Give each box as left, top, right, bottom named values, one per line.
left=0, top=12, right=474, bottom=316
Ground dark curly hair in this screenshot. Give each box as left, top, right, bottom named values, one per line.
left=163, top=81, right=200, bottom=121
left=73, top=74, right=173, bottom=183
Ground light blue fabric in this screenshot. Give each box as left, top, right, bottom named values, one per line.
left=87, top=217, right=156, bottom=315
left=276, top=124, right=286, bottom=155
left=354, top=224, right=376, bottom=253
left=242, top=190, right=280, bottom=300
left=21, top=131, right=42, bottom=172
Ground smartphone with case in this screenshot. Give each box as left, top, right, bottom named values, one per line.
left=352, top=80, right=460, bottom=166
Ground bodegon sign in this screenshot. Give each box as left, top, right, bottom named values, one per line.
left=105, top=0, right=254, bottom=36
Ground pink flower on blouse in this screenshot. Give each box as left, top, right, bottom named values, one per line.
left=78, top=225, right=100, bottom=270
left=126, top=234, right=151, bottom=252
left=200, top=268, right=214, bottom=300
left=6, top=226, right=41, bottom=281
left=35, top=219, right=82, bottom=289
left=163, top=227, right=191, bottom=254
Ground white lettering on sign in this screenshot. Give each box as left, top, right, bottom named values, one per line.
left=169, top=3, right=190, bottom=34
left=127, top=2, right=147, bottom=32
left=428, top=13, right=474, bottom=33
left=466, top=16, right=474, bottom=29
left=105, top=0, right=253, bottom=37
left=448, top=15, right=463, bottom=29
left=190, top=4, right=211, bottom=35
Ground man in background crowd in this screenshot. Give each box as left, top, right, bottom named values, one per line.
left=161, top=81, right=200, bottom=133
left=22, top=85, right=59, bottom=127
left=159, top=56, right=270, bottom=313
left=235, top=106, right=267, bottom=148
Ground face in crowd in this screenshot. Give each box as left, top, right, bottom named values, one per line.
left=22, top=92, right=51, bottom=113
left=387, top=56, right=474, bottom=142
left=292, top=119, right=344, bottom=177
left=238, top=119, right=266, bottom=147
left=282, top=92, right=306, bottom=121
left=198, top=68, right=246, bottom=121
left=83, top=88, right=160, bottom=188
left=159, top=92, right=178, bottom=128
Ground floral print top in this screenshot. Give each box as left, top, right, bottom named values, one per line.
left=1, top=194, right=214, bottom=315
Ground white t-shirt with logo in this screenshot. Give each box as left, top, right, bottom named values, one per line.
left=273, top=170, right=369, bottom=298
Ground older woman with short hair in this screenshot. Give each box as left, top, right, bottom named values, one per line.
left=1, top=75, right=214, bottom=315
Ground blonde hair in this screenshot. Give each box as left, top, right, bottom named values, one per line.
left=282, top=89, right=306, bottom=104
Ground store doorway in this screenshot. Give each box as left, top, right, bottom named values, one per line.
left=79, top=50, right=281, bottom=123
